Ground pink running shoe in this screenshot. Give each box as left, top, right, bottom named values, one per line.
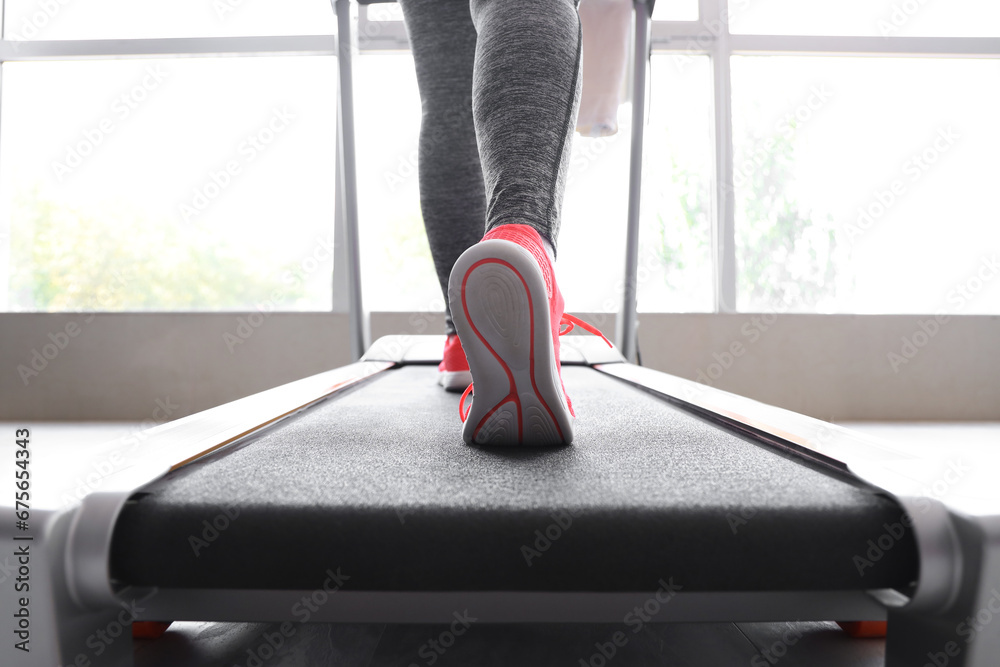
left=438, top=333, right=472, bottom=392
left=448, top=224, right=610, bottom=446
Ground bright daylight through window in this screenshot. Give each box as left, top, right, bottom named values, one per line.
left=1, top=0, right=997, bottom=315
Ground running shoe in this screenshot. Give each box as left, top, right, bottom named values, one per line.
left=438, top=333, right=473, bottom=392
left=448, top=224, right=609, bottom=446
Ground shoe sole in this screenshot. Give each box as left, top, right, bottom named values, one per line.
left=438, top=369, right=472, bottom=392
left=449, top=239, right=573, bottom=446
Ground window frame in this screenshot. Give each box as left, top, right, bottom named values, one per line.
left=359, top=0, right=1000, bottom=313
left=656, top=0, right=1000, bottom=311
left=0, top=4, right=345, bottom=314
left=0, top=0, right=998, bottom=316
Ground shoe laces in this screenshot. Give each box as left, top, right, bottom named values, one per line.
left=458, top=314, right=613, bottom=422
left=558, top=313, right=613, bottom=347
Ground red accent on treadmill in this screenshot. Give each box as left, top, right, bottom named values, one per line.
left=132, top=621, right=173, bottom=639
left=837, top=621, right=888, bottom=638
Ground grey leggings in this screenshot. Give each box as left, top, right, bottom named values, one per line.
left=397, top=0, right=583, bottom=334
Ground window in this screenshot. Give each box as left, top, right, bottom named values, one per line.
left=1, top=2, right=338, bottom=312
left=647, top=0, right=1000, bottom=313
left=731, top=56, right=1000, bottom=313
left=637, top=54, right=714, bottom=313
left=728, top=0, right=1000, bottom=38
left=353, top=51, right=634, bottom=314
left=652, top=0, right=697, bottom=22
left=354, top=53, right=439, bottom=313
left=3, top=0, right=336, bottom=40
left=2, top=1, right=997, bottom=316
left=2, top=57, right=338, bottom=311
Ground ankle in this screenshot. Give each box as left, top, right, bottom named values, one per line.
left=541, top=236, right=556, bottom=262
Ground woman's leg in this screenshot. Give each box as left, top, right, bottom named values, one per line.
left=398, top=0, right=485, bottom=336
left=470, top=0, right=583, bottom=252
left=450, top=0, right=587, bottom=445
left=400, top=0, right=589, bottom=443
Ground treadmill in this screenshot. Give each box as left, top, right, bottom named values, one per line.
left=4, top=2, right=999, bottom=666
left=5, top=335, right=1000, bottom=667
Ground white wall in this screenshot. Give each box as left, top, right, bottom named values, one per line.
left=2, top=312, right=997, bottom=421
left=634, top=313, right=1000, bottom=421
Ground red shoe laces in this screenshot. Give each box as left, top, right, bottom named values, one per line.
left=459, top=314, right=613, bottom=422
left=558, top=313, right=613, bottom=346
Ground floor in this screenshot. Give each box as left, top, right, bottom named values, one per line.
left=2, top=420, right=996, bottom=666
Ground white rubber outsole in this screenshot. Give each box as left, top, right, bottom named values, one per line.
left=448, top=239, right=573, bottom=446
left=438, top=369, right=472, bottom=392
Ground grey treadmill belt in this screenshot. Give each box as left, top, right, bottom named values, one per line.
left=109, top=365, right=918, bottom=593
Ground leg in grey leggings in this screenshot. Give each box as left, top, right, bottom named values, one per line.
left=398, top=0, right=582, bottom=334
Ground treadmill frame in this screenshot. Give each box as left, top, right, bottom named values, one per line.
left=3, top=336, right=998, bottom=667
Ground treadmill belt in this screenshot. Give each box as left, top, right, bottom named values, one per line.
left=110, top=365, right=918, bottom=592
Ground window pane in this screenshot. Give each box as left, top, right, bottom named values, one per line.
left=560, top=107, right=632, bottom=313
left=1, top=57, right=338, bottom=312
left=365, top=4, right=404, bottom=22
left=354, top=54, right=441, bottom=314
left=3, top=0, right=335, bottom=40
left=731, top=56, right=1000, bottom=314
left=652, top=0, right=699, bottom=22
left=355, top=53, right=632, bottom=315
left=729, top=0, right=1000, bottom=37
left=637, top=54, right=714, bottom=312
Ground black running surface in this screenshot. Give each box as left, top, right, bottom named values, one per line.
left=110, top=365, right=918, bottom=592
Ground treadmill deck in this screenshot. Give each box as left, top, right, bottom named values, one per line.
left=110, top=365, right=918, bottom=593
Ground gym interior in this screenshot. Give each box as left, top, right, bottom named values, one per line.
left=1, top=1, right=999, bottom=666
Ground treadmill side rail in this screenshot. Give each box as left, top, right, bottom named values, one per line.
left=65, top=359, right=392, bottom=612
left=0, top=359, right=392, bottom=667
